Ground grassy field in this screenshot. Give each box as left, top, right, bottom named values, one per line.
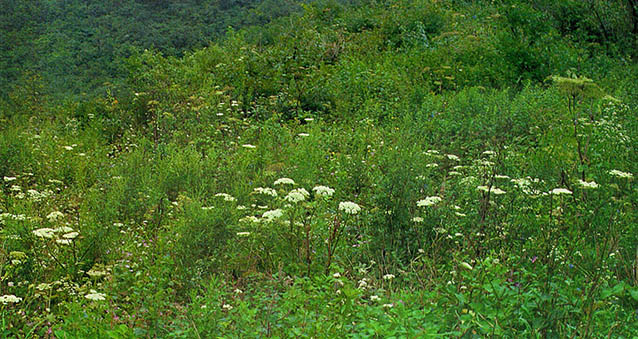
left=1, top=0, right=637, bottom=337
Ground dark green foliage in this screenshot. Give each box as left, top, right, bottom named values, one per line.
left=0, top=129, right=33, bottom=177
left=0, top=0, right=304, bottom=100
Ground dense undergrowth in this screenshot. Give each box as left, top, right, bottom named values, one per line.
left=1, top=0, right=638, bottom=337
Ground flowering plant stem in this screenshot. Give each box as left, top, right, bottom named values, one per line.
left=303, top=208, right=316, bottom=276
left=324, top=215, right=342, bottom=275
left=568, top=93, right=587, bottom=181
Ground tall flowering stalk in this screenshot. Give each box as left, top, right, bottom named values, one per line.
left=552, top=75, right=603, bottom=181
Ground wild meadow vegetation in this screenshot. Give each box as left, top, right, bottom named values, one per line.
left=1, top=0, right=638, bottom=337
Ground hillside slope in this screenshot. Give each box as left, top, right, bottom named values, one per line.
left=1, top=0, right=637, bottom=337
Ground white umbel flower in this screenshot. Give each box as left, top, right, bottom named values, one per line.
left=274, top=178, right=295, bottom=185
left=312, top=185, right=335, bottom=197
left=214, top=193, right=236, bottom=202
left=577, top=180, right=599, bottom=189
left=33, top=228, right=55, bottom=238
left=416, top=196, right=442, bottom=207
left=253, top=187, right=278, bottom=197
left=85, top=290, right=106, bottom=301
left=285, top=188, right=310, bottom=203
left=550, top=188, right=572, bottom=195
left=54, top=226, right=74, bottom=233
left=262, top=209, right=283, bottom=221
left=491, top=188, right=507, bottom=195
left=47, top=211, right=64, bottom=222
left=609, top=170, right=633, bottom=179
left=63, top=232, right=79, bottom=239
left=339, top=201, right=361, bottom=215
left=0, top=294, right=22, bottom=304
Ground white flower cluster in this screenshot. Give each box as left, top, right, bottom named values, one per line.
left=47, top=211, right=64, bottom=222
left=476, top=159, right=494, bottom=167
left=253, top=187, right=278, bottom=197
left=312, top=185, right=335, bottom=197
left=417, top=196, right=442, bottom=207
left=358, top=278, right=369, bottom=289
left=577, top=180, right=599, bottom=189
left=63, top=232, right=79, bottom=239
left=25, top=189, right=53, bottom=202
left=274, top=178, right=295, bottom=185
left=594, top=113, right=631, bottom=145
left=214, top=193, right=236, bottom=202
left=285, top=188, right=310, bottom=203
left=85, top=290, right=107, bottom=301
left=510, top=178, right=531, bottom=186
left=339, top=201, right=361, bottom=215
left=262, top=209, right=283, bottom=221
left=477, top=186, right=506, bottom=195
left=511, top=177, right=543, bottom=196
left=550, top=188, right=572, bottom=195
left=0, top=213, right=26, bottom=222
left=32, top=228, right=55, bottom=238
left=9, top=251, right=26, bottom=265
left=0, top=294, right=22, bottom=304
left=609, top=170, right=633, bottom=179
left=240, top=216, right=261, bottom=223
left=87, top=268, right=109, bottom=277
left=32, top=226, right=79, bottom=244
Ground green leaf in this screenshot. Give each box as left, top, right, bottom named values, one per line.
left=601, top=282, right=626, bottom=299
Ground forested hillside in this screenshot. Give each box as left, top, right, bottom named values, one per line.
left=0, top=0, right=307, bottom=99
left=1, top=0, right=638, bottom=337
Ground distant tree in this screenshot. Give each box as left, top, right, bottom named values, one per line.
left=629, top=0, right=638, bottom=34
